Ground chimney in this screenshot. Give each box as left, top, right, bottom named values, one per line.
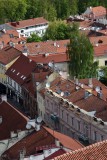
left=97, top=91, right=103, bottom=99
left=0, top=42, right=4, bottom=49
left=18, top=32, right=21, bottom=38
left=88, top=78, right=93, bottom=88
left=43, top=149, right=50, bottom=158
left=84, top=91, right=89, bottom=99
left=2, top=28, right=6, bottom=33
left=0, top=116, right=2, bottom=124
left=19, top=149, right=26, bottom=160
left=22, top=45, right=29, bottom=56
left=17, top=21, right=19, bottom=25
left=55, top=138, right=60, bottom=147
left=1, top=94, right=7, bottom=102
left=75, top=78, right=79, bottom=85
left=11, top=22, right=17, bottom=27
left=54, top=42, right=57, bottom=46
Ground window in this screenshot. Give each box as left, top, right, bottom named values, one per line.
left=77, top=121, right=80, bottom=131
left=85, top=125, right=88, bottom=137
left=100, top=135, right=103, bottom=141
left=14, top=82, right=16, bottom=89
left=51, top=103, right=53, bottom=111
left=71, top=117, right=74, bottom=126
left=62, top=110, right=63, bottom=119
left=105, top=60, right=107, bottom=66
left=66, top=113, right=69, bottom=123
left=94, top=131, right=97, bottom=141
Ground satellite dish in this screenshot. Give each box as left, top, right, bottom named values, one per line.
left=37, top=116, right=42, bottom=123
left=59, top=71, right=63, bottom=76
left=61, top=92, right=64, bottom=97
left=48, top=62, right=53, bottom=67
left=36, top=82, right=40, bottom=86
left=30, top=155, right=35, bottom=160
left=26, top=123, right=31, bottom=129
left=46, top=82, right=50, bottom=88
left=95, top=86, right=100, bottom=92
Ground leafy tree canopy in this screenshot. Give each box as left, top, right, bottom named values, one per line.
left=0, top=0, right=27, bottom=23
left=27, top=33, right=42, bottom=43
left=43, top=20, right=79, bottom=41
left=67, top=34, right=98, bottom=79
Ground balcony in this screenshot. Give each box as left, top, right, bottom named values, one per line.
left=78, top=134, right=89, bottom=146
left=50, top=114, right=59, bottom=123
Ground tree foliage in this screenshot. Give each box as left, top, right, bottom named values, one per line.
left=0, top=0, right=107, bottom=23
left=68, top=34, right=98, bottom=78
left=43, top=20, right=79, bottom=41
left=27, top=33, right=42, bottom=43
left=0, top=0, right=27, bottom=23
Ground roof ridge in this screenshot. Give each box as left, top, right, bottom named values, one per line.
left=53, top=139, right=107, bottom=159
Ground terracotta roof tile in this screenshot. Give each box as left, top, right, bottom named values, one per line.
left=0, top=46, right=21, bottom=65
left=7, top=17, right=48, bottom=29
left=29, top=53, right=69, bottom=63
left=0, top=30, right=26, bottom=46
left=94, top=44, right=107, bottom=56
left=52, top=140, right=107, bottom=160
left=0, top=101, right=28, bottom=140
left=74, top=78, right=107, bottom=101
left=22, top=65, right=52, bottom=95
left=48, top=77, right=107, bottom=121
left=15, top=40, right=70, bottom=63
left=3, top=126, right=83, bottom=159
left=90, top=36, right=107, bottom=46
left=92, top=6, right=107, bottom=17
left=6, top=54, right=37, bottom=85
left=44, top=127, right=83, bottom=150
left=15, top=40, right=70, bottom=55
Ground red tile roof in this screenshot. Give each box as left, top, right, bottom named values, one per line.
left=6, top=54, right=37, bottom=85
left=48, top=76, right=107, bottom=121
left=22, top=65, right=52, bottom=95
left=44, top=127, right=83, bottom=150
left=92, top=6, right=107, bottom=17
left=52, top=139, right=107, bottom=160
left=3, top=126, right=83, bottom=159
left=45, top=149, right=66, bottom=160
left=15, top=40, right=70, bottom=63
left=29, top=53, right=69, bottom=63
left=0, top=30, right=26, bottom=46
left=94, top=44, right=107, bottom=56
left=90, top=36, right=107, bottom=46
left=15, top=39, right=70, bottom=55
left=0, top=46, right=21, bottom=65
left=0, top=101, right=28, bottom=140
left=74, top=78, right=107, bottom=101
left=7, top=17, right=48, bottom=29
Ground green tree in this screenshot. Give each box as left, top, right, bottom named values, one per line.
left=54, top=0, right=78, bottom=19
left=27, top=33, right=42, bottom=43
left=68, top=34, right=98, bottom=78
left=43, top=20, right=79, bottom=40
left=0, top=0, right=27, bottom=23
left=25, top=0, right=39, bottom=19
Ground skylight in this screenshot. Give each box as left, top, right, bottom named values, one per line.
left=13, top=69, right=15, bottom=72
left=17, top=72, right=20, bottom=75
left=23, top=77, right=26, bottom=80
left=21, top=75, right=24, bottom=78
